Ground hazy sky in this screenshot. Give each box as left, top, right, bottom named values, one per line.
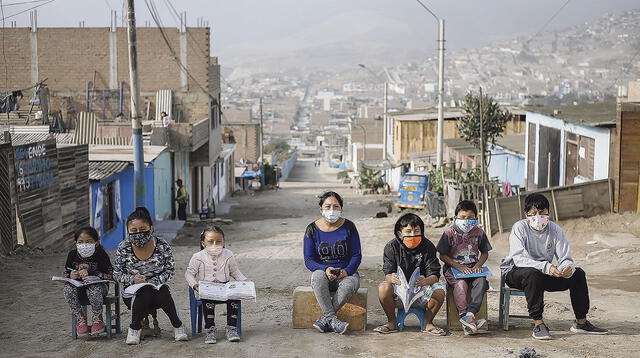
left=3, top=0, right=639, bottom=68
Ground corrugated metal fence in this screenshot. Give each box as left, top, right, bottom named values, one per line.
left=0, top=142, right=16, bottom=255
left=487, top=179, right=613, bottom=235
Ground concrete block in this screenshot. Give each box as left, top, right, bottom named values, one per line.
left=292, top=286, right=367, bottom=331
left=446, top=284, right=488, bottom=331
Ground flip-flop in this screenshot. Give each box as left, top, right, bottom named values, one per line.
left=373, top=324, right=398, bottom=334
left=423, top=326, right=446, bottom=336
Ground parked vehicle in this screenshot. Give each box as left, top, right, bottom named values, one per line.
left=395, top=172, right=429, bottom=210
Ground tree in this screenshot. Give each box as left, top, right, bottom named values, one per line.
left=458, top=91, right=511, bottom=180
left=264, top=139, right=290, bottom=154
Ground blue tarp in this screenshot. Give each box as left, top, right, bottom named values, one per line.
left=240, top=170, right=262, bottom=179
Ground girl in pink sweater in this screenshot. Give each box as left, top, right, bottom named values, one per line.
left=185, top=226, right=247, bottom=344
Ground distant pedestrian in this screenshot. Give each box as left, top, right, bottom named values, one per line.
left=303, top=191, right=362, bottom=334
left=160, top=111, right=171, bottom=127
left=176, top=179, right=188, bottom=220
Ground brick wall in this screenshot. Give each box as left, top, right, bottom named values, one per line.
left=1, top=27, right=210, bottom=94
left=0, top=29, right=32, bottom=90
left=225, top=124, right=259, bottom=163
left=39, top=28, right=111, bottom=91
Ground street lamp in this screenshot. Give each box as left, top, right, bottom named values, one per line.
left=357, top=64, right=388, bottom=161
left=415, top=0, right=445, bottom=168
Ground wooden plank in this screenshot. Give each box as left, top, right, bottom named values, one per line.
left=495, top=196, right=522, bottom=231
left=550, top=189, right=559, bottom=221
left=495, top=198, right=503, bottom=233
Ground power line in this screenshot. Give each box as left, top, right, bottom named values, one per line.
left=162, top=0, right=180, bottom=26
left=414, top=0, right=438, bottom=20
left=526, top=0, right=571, bottom=45
left=609, top=45, right=640, bottom=90
left=164, top=0, right=209, bottom=60
left=1, top=0, right=53, bottom=20
left=3, top=0, right=48, bottom=7
left=144, top=0, right=229, bottom=124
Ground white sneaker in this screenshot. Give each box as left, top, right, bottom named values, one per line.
left=174, top=325, right=189, bottom=341
left=126, top=328, right=141, bottom=345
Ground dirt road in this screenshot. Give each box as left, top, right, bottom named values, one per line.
left=1, top=158, right=639, bottom=357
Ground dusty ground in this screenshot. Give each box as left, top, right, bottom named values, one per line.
left=1, top=158, right=639, bottom=358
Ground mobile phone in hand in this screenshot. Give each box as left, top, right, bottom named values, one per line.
left=330, top=268, right=342, bottom=276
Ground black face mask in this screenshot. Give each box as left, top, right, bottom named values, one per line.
left=129, top=231, right=152, bottom=247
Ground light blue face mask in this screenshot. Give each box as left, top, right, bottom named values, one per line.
left=455, top=218, right=478, bottom=233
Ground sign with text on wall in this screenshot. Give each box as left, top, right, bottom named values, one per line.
left=13, top=141, right=55, bottom=193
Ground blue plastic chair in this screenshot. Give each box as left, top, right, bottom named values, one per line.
left=396, top=307, right=426, bottom=331
left=498, top=273, right=528, bottom=330
left=189, top=286, right=242, bottom=338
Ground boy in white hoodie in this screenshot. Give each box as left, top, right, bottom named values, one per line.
left=500, top=193, right=607, bottom=340
left=185, top=226, right=247, bottom=344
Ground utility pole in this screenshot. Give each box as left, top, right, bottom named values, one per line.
left=479, top=87, right=487, bottom=227
left=436, top=18, right=445, bottom=168
left=259, top=97, right=264, bottom=163
left=126, top=0, right=145, bottom=207
left=414, top=1, right=445, bottom=168
left=383, top=81, right=388, bottom=161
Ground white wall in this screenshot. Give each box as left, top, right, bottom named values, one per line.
left=526, top=112, right=611, bottom=186
left=384, top=166, right=404, bottom=192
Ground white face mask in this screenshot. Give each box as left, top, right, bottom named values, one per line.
left=322, top=209, right=342, bottom=223
left=77, top=243, right=96, bottom=258
left=527, top=214, right=550, bottom=231
left=205, top=244, right=223, bottom=256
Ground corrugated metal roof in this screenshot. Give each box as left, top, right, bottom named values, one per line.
left=495, top=134, right=525, bottom=155
left=156, top=90, right=172, bottom=121
left=73, top=112, right=97, bottom=144
left=88, top=144, right=167, bottom=163
left=88, top=161, right=130, bottom=181
left=526, top=99, right=616, bottom=127
left=0, top=132, right=74, bottom=146
left=390, top=110, right=465, bottom=121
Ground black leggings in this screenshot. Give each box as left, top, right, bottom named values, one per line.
left=506, top=266, right=589, bottom=321
left=202, top=299, right=239, bottom=329
left=123, top=285, right=182, bottom=330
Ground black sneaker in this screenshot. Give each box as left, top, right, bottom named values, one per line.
left=532, top=323, right=552, bottom=340
left=570, top=320, right=608, bottom=335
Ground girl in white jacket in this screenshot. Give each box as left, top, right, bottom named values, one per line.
left=185, top=226, right=247, bottom=344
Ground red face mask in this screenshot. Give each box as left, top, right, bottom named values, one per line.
left=402, top=235, right=422, bottom=249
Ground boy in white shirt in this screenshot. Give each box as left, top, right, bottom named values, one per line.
left=500, top=193, right=607, bottom=340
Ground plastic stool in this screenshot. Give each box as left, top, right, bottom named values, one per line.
left=498, top=273, right=528, bottom=330
left=189, top=286, right=242, bottom=337
left=396, top=307, right=426, bottom=331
